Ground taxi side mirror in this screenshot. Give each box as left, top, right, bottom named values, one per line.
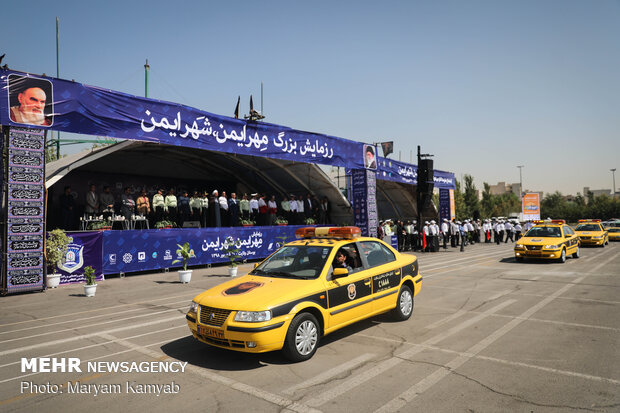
left=254, top=263, right=259, bottom=269
left=332, top=268, right=349, bottom=279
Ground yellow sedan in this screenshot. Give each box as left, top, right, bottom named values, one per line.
left=186, top=226, right=422, bottom=361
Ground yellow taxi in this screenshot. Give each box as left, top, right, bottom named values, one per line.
left=514, top=220, right=580, bottom=263
left=574, top=219, right=609, bottom=247
left=603, top=220, right=620, bottom=242
left=186, top=226, right=422, bottom=361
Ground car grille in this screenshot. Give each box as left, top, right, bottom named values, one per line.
left=525, top=245, right=542, bottom=250
left=198, top=335, right=246, bottom=348
left=579, top=236, right=591, bottom=240
left=199, top=306, right=232, bottom=327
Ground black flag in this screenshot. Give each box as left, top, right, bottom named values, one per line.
left=381, top=141, right=394, bottom=157
left=234, top=96, right=240, bottom=119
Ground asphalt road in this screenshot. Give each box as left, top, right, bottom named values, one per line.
left=1, top=241, right=618, bottom=412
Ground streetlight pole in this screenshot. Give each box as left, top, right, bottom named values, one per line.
left=517, top=165, right=524, bottom=199
left=611, top=168, right=617, bottom=196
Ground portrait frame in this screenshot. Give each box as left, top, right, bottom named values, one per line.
left=7, top=74, right=54, bottom=127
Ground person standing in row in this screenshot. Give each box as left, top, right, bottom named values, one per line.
left=229, top=192, right=239, bottom=226
left=136, top=189, right=150, bottom=217
left=165, top=189, right=177, bottom=224
left=152, top=189, right=165, bottom=223
left=441, top=218, right=449, bottom=249
left=268, top=195, right=278, bottom=225
left=280, top=196, right=291, bottom=223
left=100, top=186, right=115, bottom=219
left=178, top=190, right=190, bottom=227
left=218, top=191, right=229, bottom=226
left=200, top=191, right=210, bottom=227
left=495, top=220, right=505, bottom=245
left=296, top=195, right=304, bottom=224
left=249, top=193, right=259, bottom=223
left=121, top=187, right=135, bottom=221
left=189, top=191, right=202, bottom=222
left=239, top=193, right=250, bottom=221
left=459, top=221, right=466, bottom=252
left=289, top=195, right=297, bottom=224
left=504, top=220, right=514, bottom=243
left=85, top=184, right=99, bottom=218
left=515, top=221, right=523, bottom=240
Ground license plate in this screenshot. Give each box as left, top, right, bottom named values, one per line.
left=197, top=325, right=225, bottom=339
left=528, top=251, right=541, bottom=256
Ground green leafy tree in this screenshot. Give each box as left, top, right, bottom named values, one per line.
left=453, top=178, right=468, bottom=220
left=463, top=174, right=480, bottom=220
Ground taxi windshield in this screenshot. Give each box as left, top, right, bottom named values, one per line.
left=250, top=245, right=332, bottom=279
left=576, top=224, right=600, bottom=231
left=525, top=226, right=562, bottom=238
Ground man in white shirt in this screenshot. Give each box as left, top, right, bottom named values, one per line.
left=296, top=196, right=304, bottom=224
left=249, top=193, right=259, bottom=223
left=289, top=195, right=298, bottom=224
left=219, top=191, right=229, bottom=226
left=504, top=221, right=514, bottom=243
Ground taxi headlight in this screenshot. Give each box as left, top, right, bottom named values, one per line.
left=543, top=244, right=560, bottom=250
left=514, top=244, right=525, bottom=250
left=189, top=301, right=199, bottom=313
left=234, top=310, right=272, bottom=323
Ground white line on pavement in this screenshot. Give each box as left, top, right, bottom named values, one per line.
left=375, top=276, right=587, bottom=413
left=0, top=315, right=182, bottom=357
left=282, top=353, right=376, bottom=395
left=304, top=299, right=516, bottom=407
left=97, top=333, right=322, bottom=413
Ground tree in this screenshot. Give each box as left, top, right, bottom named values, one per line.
left=463, top=174, right=480, bottom=220
left=453, top=178, right=468, bottom=220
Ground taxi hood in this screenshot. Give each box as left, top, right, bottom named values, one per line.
left=192, top=274, right=320, bottom=311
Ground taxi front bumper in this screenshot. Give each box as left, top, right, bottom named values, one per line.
left=578, top=237, right=605, bottom=246
left=186, top=313, right=290, bottom=353
left=609, top=234, right=620, bottom=242
left=514, top=247, right=562, bottom=259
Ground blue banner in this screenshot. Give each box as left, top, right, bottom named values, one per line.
left=101, top=226, right=304, bottom=274
left=375, top=157, right=456, bottom=189
left=0, top=70, right=367, bottom=169
left=350, top=169, right=378, bottom=237
left=60, top=231, right=104, bottom=284
left=439, top=189, right=451, bottom=222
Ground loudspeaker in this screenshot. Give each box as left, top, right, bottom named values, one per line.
left=418, top=159, right=434, bottom=194
left=182, top=221, right=201, bottom=228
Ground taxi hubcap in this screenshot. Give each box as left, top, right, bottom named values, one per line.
left=295, top=320, right=317, bottom=355
left=400, top=290, right=413, bottom=316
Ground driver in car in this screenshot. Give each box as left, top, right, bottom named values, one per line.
left=333, top=249, right=353, bottom=272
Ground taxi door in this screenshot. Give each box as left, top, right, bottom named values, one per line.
left=562, top=225, right=579, bottom=253
left=357, top=240, right=403, bottom=314
left=325, top=242, right=374, bottom=330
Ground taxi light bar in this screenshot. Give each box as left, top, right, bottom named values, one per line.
left=533, top=219, right=565, bottom=225
left=295, top=226, right=362, bottom=239
left=578, top=219, right=601, bottom=222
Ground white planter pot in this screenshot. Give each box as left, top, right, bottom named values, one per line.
left=228, top=266, right=238, bottom=277
left=84, top=284, right=97, bottom=297
left=46, top=273, right=61, bottom=288
left=179, top=270, right=192, bottom=284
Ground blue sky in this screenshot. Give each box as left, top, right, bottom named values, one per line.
left=2, top=0, right=619, bottom=195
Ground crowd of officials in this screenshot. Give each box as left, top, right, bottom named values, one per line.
left=381, top=218, right=534, bottom=253
left=58, top=184, right=332, bottom=230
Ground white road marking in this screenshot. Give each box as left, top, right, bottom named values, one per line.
left=376, top=276, right=587, bottom=412
left=0, top=299, right=190, bottom=336
left=98, top=333, right=322, bottom=413
left=0, top=325, right=187, bottom=382
left=358, top=335, right=620, bottom=386
left=0, top=315, right=182, bottom=357
left=282, top=353, right=376, bottom=395
left=424, top=309, right=468, bottom=330
left=0, top=306, right=186, bottom=345
left=304, top=299, right=516, bottom=407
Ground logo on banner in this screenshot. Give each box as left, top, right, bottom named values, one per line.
left=138, top=252, right=146, bottom=262
left=109, top=254, right=116, bottom=264
left=123, top=253, right=133, bottom=264
left=58, top=243, right=84, bottom=274
left=164, top=250, right=172, bottom=260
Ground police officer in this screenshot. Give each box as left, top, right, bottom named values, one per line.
left=515, top=221, right=523, bottom=240
left=504, top=220, right=514, bottom=243
left=441, top=218, right=449, bottom=249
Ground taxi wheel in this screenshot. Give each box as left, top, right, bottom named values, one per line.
left=572, top=246, right=580, bottom=259
left=558, top=248, right=566, bottom=263
left=392, top=285, right=414, bottom=321
left=282, top=313, right=320, bottom=362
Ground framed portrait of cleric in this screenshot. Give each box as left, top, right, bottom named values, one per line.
left=7, top=74, right=54, bottom=127
left=363, top=144, right=377, bottom=170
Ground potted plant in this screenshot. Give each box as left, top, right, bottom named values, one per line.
left=155, top=220, right=176, bottom=229
left=240, top=219, right=255, bottom=227
left=172, top=242, right=195, bottom=283
left=275, top=217, right=288, bottom=226
left=83, top=266, right=97, bottom=297
left=223, top=236, right=242, bottom=277
left=304, top=217, right=316, bottom=225
left=45, top=229, right=73, bottom=288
